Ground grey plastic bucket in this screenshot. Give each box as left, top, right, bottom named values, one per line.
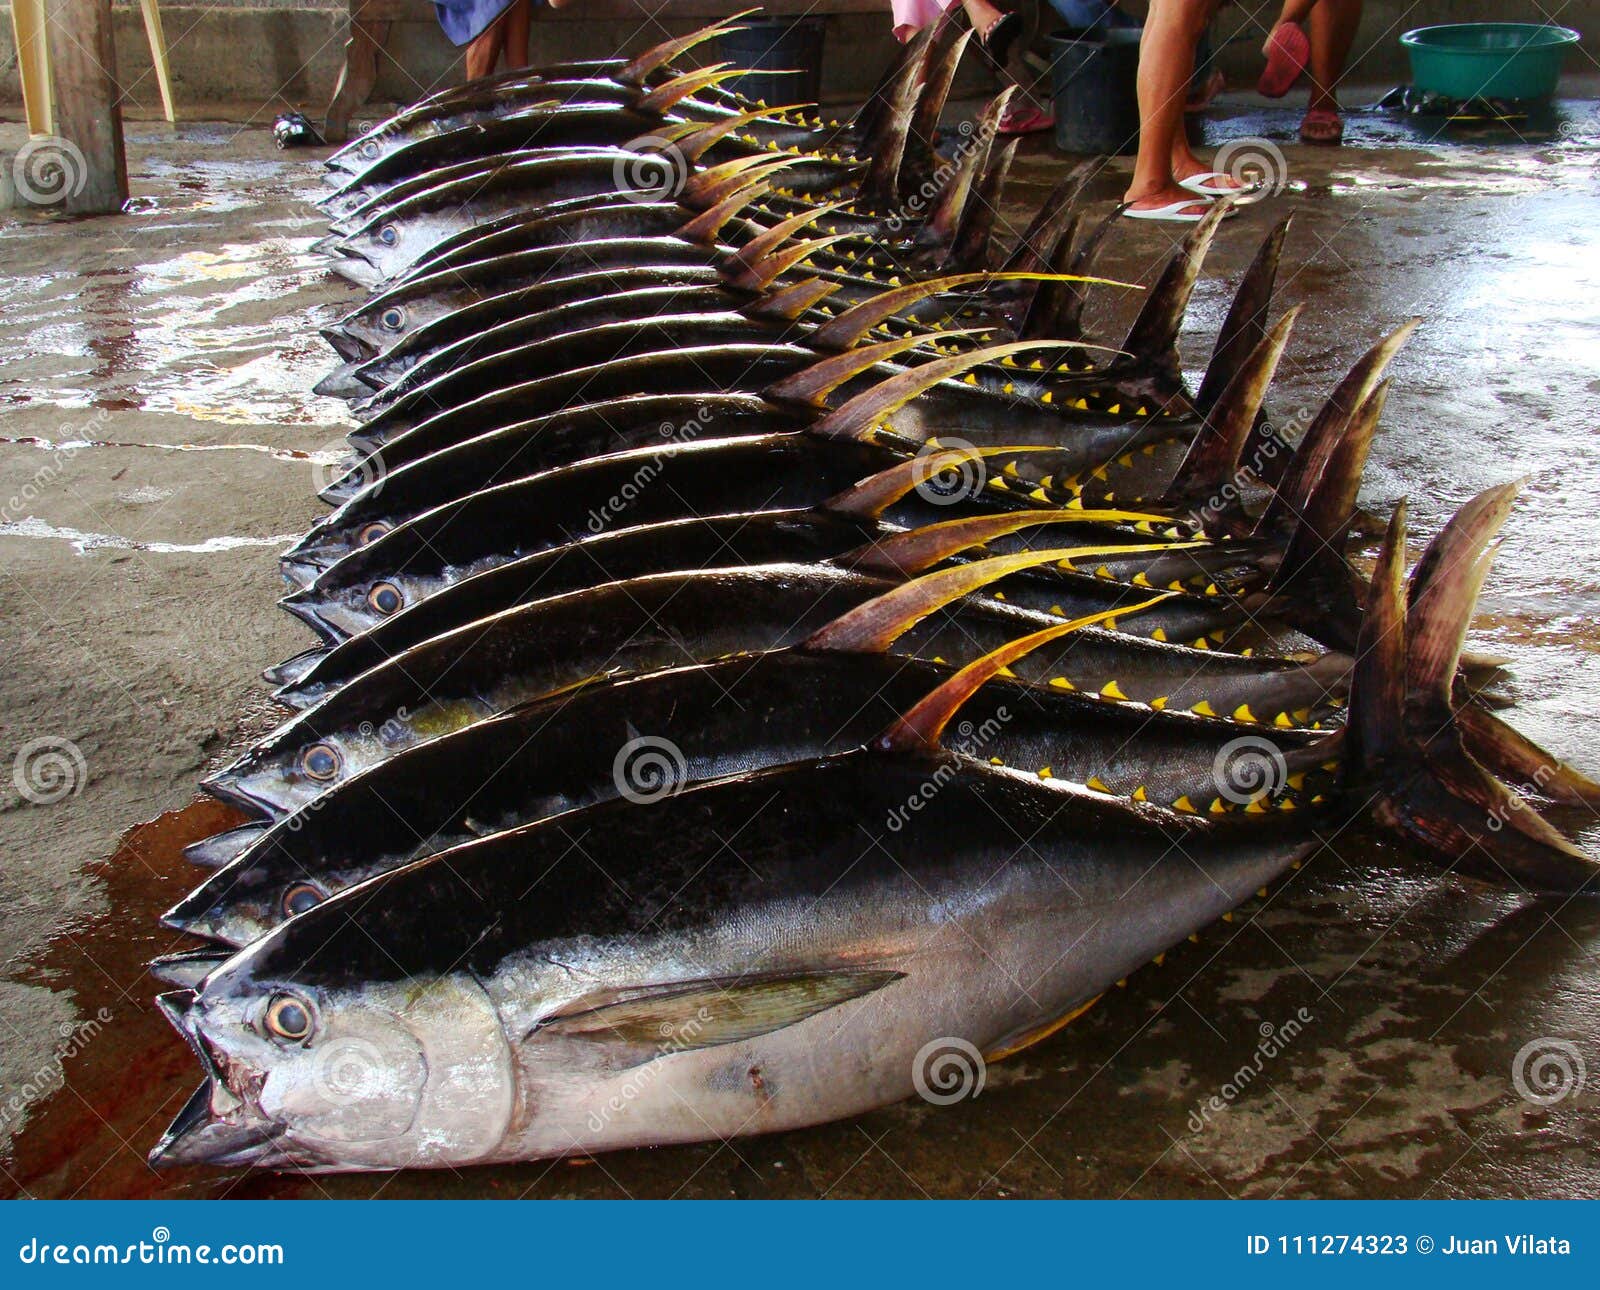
left=1050, top=27, right=1142, bottom=155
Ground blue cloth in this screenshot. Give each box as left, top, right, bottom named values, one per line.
left=433, top=0, right=517, bottom=47
left=1047, top=0, right=1140, bottom=35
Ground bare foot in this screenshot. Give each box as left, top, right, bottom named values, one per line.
left=1171, top=154, right=1247, bottom=190
left=1123, top=186, right=1212, bottom=216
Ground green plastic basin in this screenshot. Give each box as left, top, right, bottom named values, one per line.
left=1401, top=22, right=1580, bottom=102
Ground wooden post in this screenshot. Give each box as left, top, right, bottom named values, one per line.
left=138, top=0, right=177, bottom=124
left=44, top=0, right=128, bottom=214
left=10, top=0, right=53, bottom=135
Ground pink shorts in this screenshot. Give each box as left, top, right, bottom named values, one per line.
left=890, top=0, right=959, bottom=39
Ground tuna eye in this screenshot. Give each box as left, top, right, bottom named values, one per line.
left=282, top=883, right=324, bottom=917
left=360, top=141, right=378, bottom=159
left=367, top=582, right=402, bottom=615
left=378, top=224, right=397, bottom=246
left=379, top=306, right=405, bottom=331
left=301, top=743, right=340, bottom=781
left=357, top=521, right=390, bottom=547
left=264, top=993, right=314, bottom=1042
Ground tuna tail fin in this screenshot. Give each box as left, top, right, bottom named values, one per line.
left=1352, top=491, right=1600, bottom=892
left=855, top=45, right=924, bottom=211
left=1267, top=376, right=1386, bottom=616
left=1000, top=161, right=1095, bottom=275
left=1164, top=305, right=1301, bottom=523
left=1194, top=215, right=1292, bottom=414
left=1256, top=318, right=1419, bottom=535
left=877, top=595, right=1175, bottom=753
left=905, top=26, right=973, bottom=196
left=945, top=139, right=1018, bottom=271
left=1118, top=198, right=1232, bottom=375
left=615, top=12, right=758, bottom=87
left=919, top=82, right=1005, bottom=250
left=1030, top=203, right=1126, bottom=342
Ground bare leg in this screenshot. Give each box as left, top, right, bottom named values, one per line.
left=1305, top=0, right=1360, bottom=115
left=961, top=0, right=1006, bottom=41
left=502, top=0, right=532, bottom=68
left=1126, top=0, right=1219, bottom=212
left=465, top=8, right=508, bottom=79
left=1263, top=0, right=1317, bottom=56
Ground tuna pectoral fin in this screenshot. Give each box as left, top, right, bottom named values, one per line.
left=1353, top=494, right=1600, bottom=892
left=531, top=970, right=905, bottom=1064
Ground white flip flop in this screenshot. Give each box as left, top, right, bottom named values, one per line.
left=1178, top=171, right=1253, bottom=198
left=1122, top=198, right=1214, bottom=223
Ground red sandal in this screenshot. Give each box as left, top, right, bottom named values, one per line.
left=1258, top=22, right=1309, bottom=99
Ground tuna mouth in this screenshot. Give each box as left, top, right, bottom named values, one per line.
left=312, top=363, right=378, bottom=401
left=319, top=326, right=376, bottom=364
left=149, top=994, right=286, bottom=1170
left=200, top=766, right=291, bottom=821
left=183, top=822, right=270, bottom=869
left=261, top=645, right=331, bottom=692
left=148, top=947, right=234, bottom=989
left=277, top=590, right=344, bottom=646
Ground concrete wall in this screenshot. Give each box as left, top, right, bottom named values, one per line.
left=0, top=0, right=1596, bottom=115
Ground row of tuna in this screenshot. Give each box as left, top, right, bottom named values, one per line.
left=148, top=12, right=1598, bottom=1173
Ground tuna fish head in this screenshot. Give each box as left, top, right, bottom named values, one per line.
left=203, top=716, right=393, bottom=818
left=150, top=958, right=514, bottom=1172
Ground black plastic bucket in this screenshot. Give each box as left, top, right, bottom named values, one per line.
left=715, top=17, right=827, bottom=109
left=1050, top=27, right=1142, bottom=155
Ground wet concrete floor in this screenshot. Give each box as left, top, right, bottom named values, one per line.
left=1, top=88, right=1599, bottom=1198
